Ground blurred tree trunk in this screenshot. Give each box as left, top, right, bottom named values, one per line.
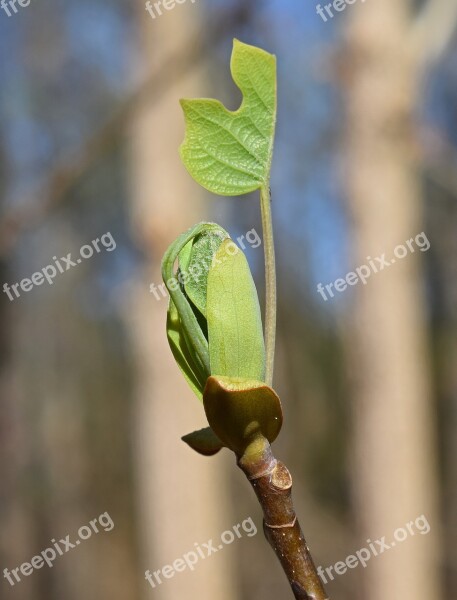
left=425, top=178, right=457, bottom=595
left=126, top=7, right=236, bottom=600
left=0, top=137, right=34, bottom=600
left=343, top=2, right=442, bottom=598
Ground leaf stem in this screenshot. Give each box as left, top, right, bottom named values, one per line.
left=238, top=437, right=329, bottom=600
left=260, top=184, right=276, bottom=386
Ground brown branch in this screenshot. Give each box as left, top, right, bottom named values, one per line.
left=237, top=438, right=329, bottom=600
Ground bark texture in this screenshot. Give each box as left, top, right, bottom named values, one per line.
left=238, top=440, right=328, bottom=600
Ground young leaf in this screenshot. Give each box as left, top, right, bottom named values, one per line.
left=207, top=239, right=265, bottom=381
left=162, top=222, right=227, bottom=380
left=166, top=299, right=207, bottom=400
left=181, top=228, right=229, bottom=317
left=180, top=39, right=277, bottom=196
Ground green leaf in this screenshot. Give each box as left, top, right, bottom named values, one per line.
left=162, top=222, right=228, bottom=380
left=207, top=239, right=265, bottom=381
left=181, top=228, right=229, bottom=317
left=203, top=376, right=283, bottom=455
left=180, top=39, right=277, bottom=196
left=166, top=299, right=207, bottom=400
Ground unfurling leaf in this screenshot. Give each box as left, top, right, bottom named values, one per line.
left=162, top=222, right=266, bottom=401
left=180, top=39, right=277, bottom=196
left=162, top=221, right=274, bottom=456
left=162, top=222, right=229, bottom=398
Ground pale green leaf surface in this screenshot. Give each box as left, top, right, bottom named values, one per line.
left=207, top=239, right=265, bottom=381
left=180, top=39, right=277, bottom=196
left=166, top=300, right=206, bottom=400
left=182, top=229, right=228, bottom=316
left=178, top=240, right=193, bottom=273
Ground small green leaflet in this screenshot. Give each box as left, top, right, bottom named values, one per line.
left=207, top=239, right=266, bottom=381
left=180, top=39, right=277, bottom=196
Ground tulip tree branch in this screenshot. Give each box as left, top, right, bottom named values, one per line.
left=166, top=40, right=329, bottom=600
left=238, top=437, right=328, bottom=600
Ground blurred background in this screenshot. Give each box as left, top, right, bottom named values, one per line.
left=1, top=0, right=456, bottom=598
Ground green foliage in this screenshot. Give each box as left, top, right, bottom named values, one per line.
left=207, top=239, right=265, bottom=381
left=180, top=39, right=277, bottom=196
left=166, top=299, right=208, bottom=400
left=181, top=228, right=229, bottom=317
left=163, top=40, right=282, bottom=457
left=162, top=223, right=265, bottom=399
left=162, top=223, right=225, bottom=397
